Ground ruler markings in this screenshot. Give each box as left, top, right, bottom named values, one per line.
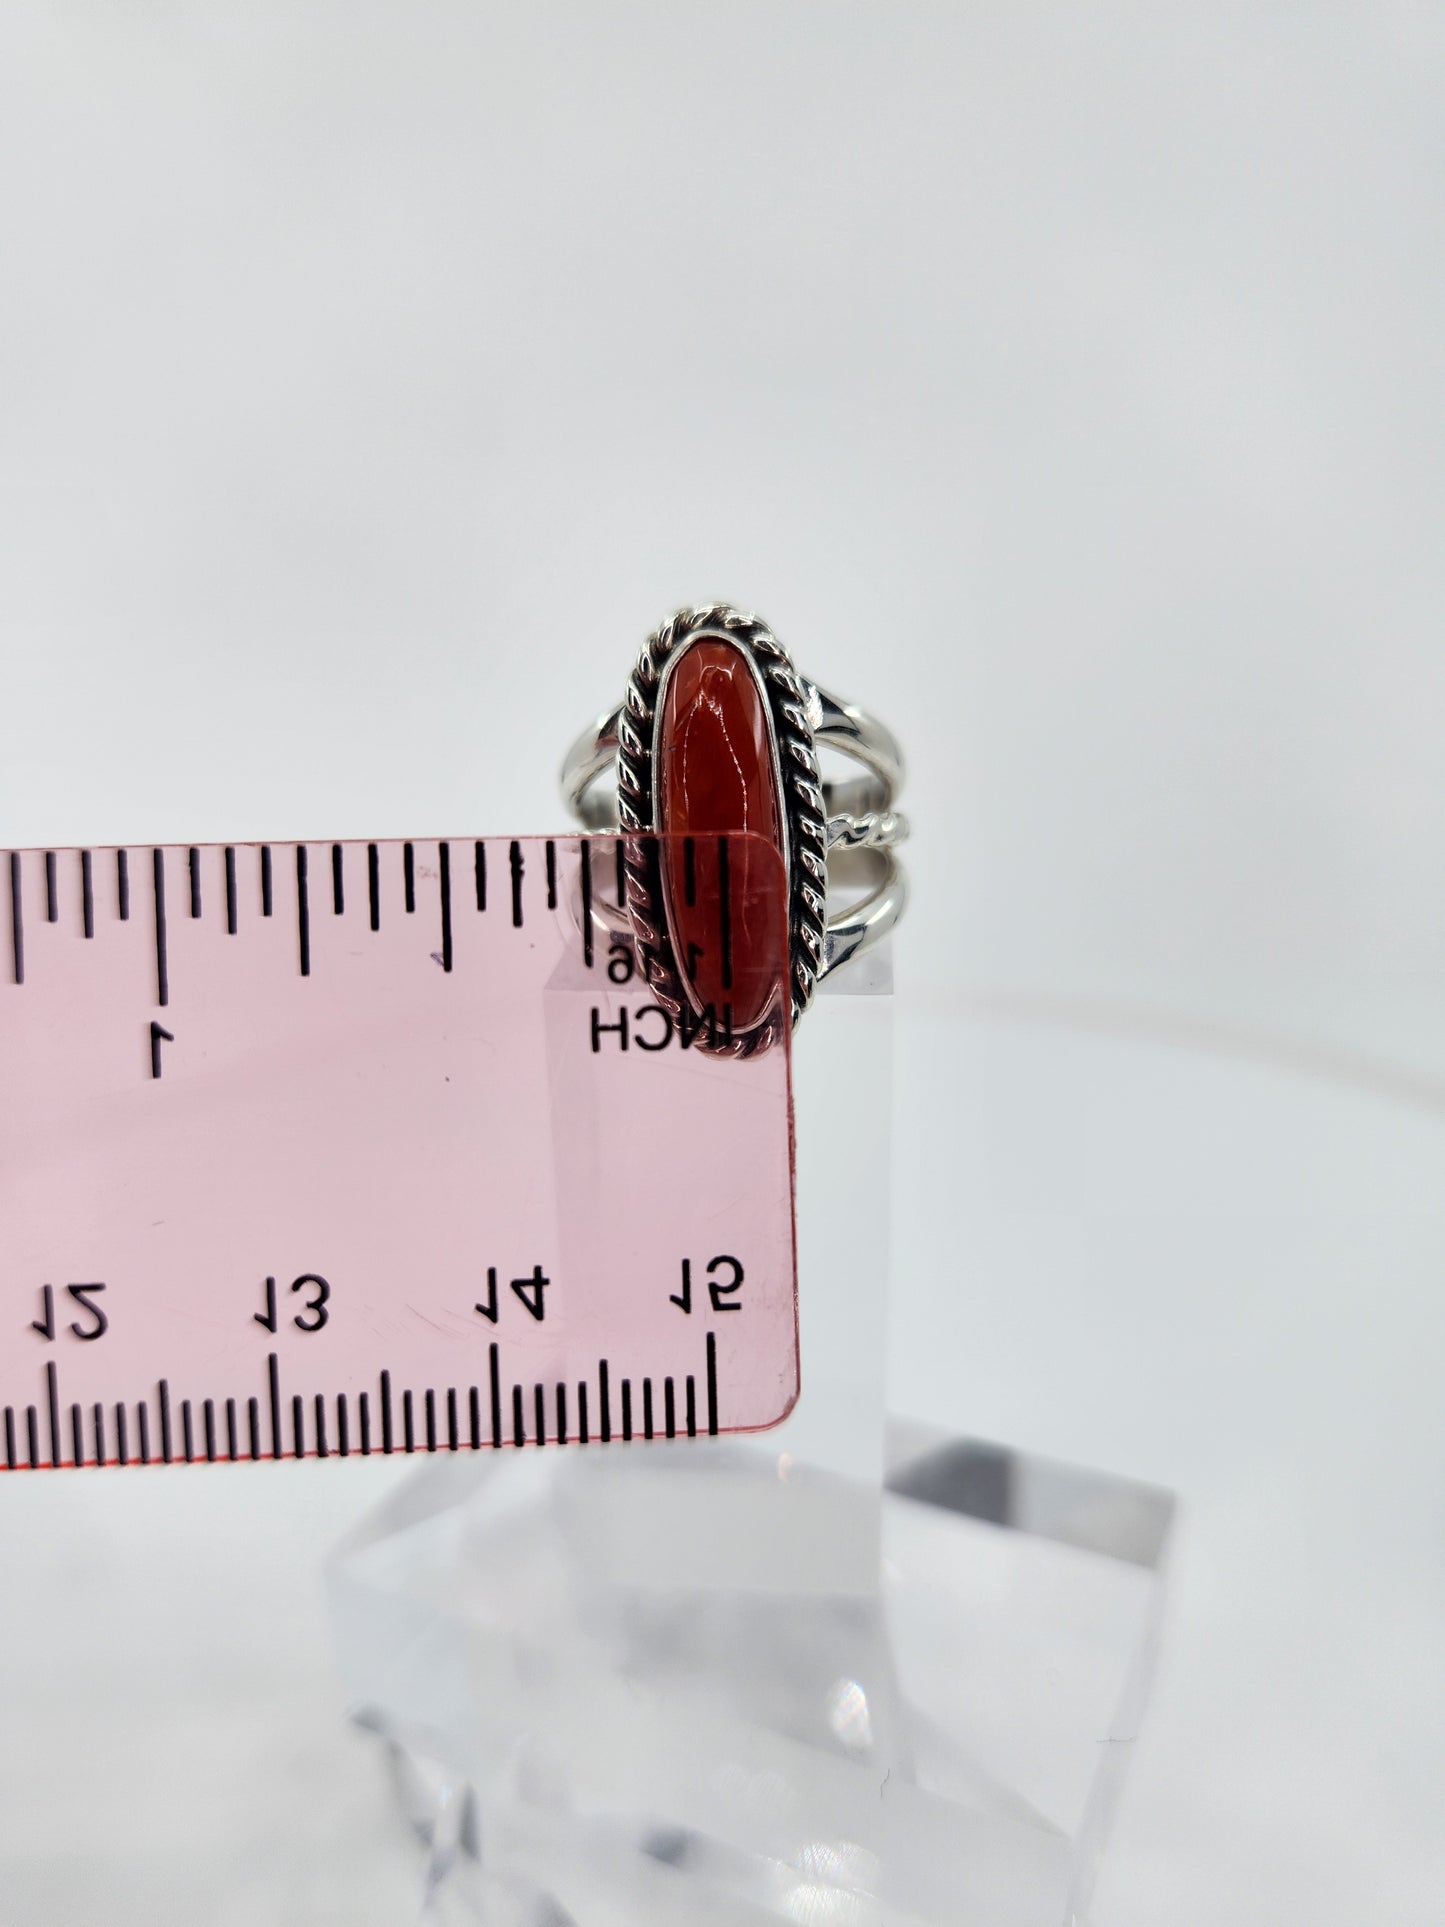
left=380, top=1370, right=394, bottom=1453
left=0, top=1350, right=739, bottom=1481
left=45, top=1361, right=61, bottom=1467
left=152, top=849, right=168, bottom=1006
left=0, top=1334, right=733, bottom=1468
left=579, top=838, right=593, bottom=967
left=403, top=842, right=415, bottom=914
left=5, top=832, right=685, bottom=1002
left=613, top=838, right=625, bottom=908
left=116, top=847, right=130, bottom=920
left=137, top=1403, right=150, bottom=1465
left=296, top=845, right=310, bottom=977
left=439, top=841, right=453, bottom=972
left=0, top=836, right=794, bottom=1467
left=10, top=851, right=23, bottom=985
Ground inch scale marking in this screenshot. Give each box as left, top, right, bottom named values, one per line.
left=0, top=835, right=797, bottom=1470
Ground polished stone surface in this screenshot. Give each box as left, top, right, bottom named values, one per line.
left=656, top=637, right=787, bottom=1031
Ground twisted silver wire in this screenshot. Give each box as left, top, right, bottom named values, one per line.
left=827, top=809, right=910, bottom=852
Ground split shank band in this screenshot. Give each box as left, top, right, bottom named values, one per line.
left=560, top=604, right=908, bottom=1036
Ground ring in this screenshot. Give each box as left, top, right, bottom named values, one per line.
left=561, top=603, right=908, bottom=1049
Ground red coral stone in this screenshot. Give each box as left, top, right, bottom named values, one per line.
left=656, top=637, right=788, bottom=1031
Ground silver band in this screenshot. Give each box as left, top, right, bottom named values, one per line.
left=560, top=604, right=908, bottom=1030
left=561, top=688, right=907, bottom=836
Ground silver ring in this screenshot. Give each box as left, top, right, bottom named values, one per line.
left=560, top=603, right=908, bottom=1043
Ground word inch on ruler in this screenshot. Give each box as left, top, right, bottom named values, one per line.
left=0, top=835, right=797, bottom=1471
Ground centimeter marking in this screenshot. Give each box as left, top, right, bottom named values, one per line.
left=0, top=1337, right=720, bottom=1469
left=1, top=835, right=763, bottom=1469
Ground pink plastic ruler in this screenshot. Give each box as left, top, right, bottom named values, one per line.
left=0, top=835, right=797, bottom=1470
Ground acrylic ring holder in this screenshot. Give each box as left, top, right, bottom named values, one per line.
left=326, top=842, right=1175, bottom=1927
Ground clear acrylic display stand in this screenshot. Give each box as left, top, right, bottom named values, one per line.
left=327, top=955, right=1174, bottom=1925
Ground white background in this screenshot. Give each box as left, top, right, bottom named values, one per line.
left=1, top=5, right=1443, bottom=1922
